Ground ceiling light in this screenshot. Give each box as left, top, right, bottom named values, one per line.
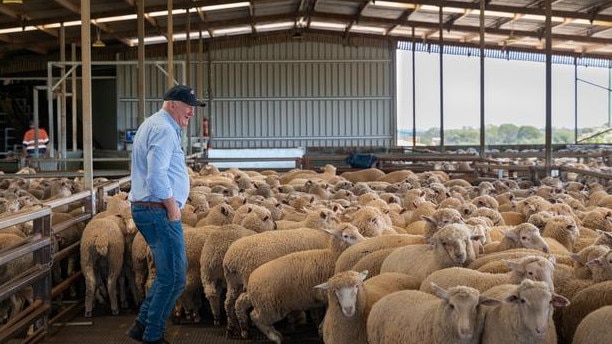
left=2, top=0, right=23, bottom=4
left=93, top=27, right=105, bottom=48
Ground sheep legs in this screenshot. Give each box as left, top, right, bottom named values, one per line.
left=224, top=286, right=241, bottom=337
left=204, top=282, right=222, bottom=325
left=235, top=292, right=252, bottom=339
left=250, top=308, right=283, bottom=344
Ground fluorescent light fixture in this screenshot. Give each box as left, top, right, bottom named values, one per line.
left=148, top=9, right=188, bottom=18
left=0, top=26, right=36, bottom=34
left=43, top=20, right=81, bottom=29
left=2, top=0, right=23, bottom=4
left=95, top=14, right=138, bottom=23
left=256, top=22, right=294, bottom=32
left=351, top=24, right=387, bottom=34
left=128, top=30, right=212, bottom=47
left=471, top=10, right=515, bottom=18
left=201, top=2, right=249, bottom=12
left=213, top=26, right=252, bottom=36
left=520, top=14, right=564, bottom=23
left=310, top=21, right=346, bottom=30
left=370, top=1, right=415, bottom=9
left=419, top=5, right=465, bottom=14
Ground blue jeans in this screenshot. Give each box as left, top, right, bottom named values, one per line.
left=131, top=205, right=187, bottom=341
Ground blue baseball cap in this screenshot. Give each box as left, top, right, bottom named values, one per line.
left=163, top=85, right=205, bottom=107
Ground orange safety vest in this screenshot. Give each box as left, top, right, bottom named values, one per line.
left=22, top=128, right=49, bottom=151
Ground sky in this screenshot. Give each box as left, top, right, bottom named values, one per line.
left=396, top=49, right=611, bottom=131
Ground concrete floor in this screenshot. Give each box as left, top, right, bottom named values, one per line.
left=39, top=303, right=323, bottom=344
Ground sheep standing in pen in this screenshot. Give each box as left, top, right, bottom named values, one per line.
left=223, top=227, right=337, bottom=336
left=480, top=279, right=569, bottom=344
left=334, top=234, right=426, bottom=273
left=380, top=223, right=479, bottom=283
left=315, top=270, right=421, bottom=344
left=80, top=209, right=137, bottom=317
left=572, top=305, right=612, bottom=344
left=420, top=255, right=556, bottom=294
left=233, top=225, right=366, bottom=343
left=199, top=224, right=257, bottom=326
left=483, top=223, right=550, bottom=254
left=367, top=283, right=500, bottom=344
left=541, top=215, right=580, bottom=252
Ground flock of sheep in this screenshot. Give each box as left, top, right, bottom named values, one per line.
left=1, top=156, right=612, bottom=344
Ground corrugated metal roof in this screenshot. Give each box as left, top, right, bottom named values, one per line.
left=0, top=0, right=611, bottom=72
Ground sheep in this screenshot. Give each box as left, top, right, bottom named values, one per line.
left=199, top=224, right=257, bottom=325
left=223, top=226, right=340, bottom=335
left=570, top=244, right=609, bottom=279
left=131, top=231, right=152, bottom=302
left=380, top=223, right=479, bottom=282
left=472, top=194, right=499, bottom=210
left=367, top=283, right=500, bottom=344
left=351, top=247, right=398, bottom=278
left=470, top=207, right=505, bottom=226
left=233, top=225, right=365, bottom=343
left=572, top=305, right=612, bottom=344
left=0, top=233, right=34, bottom=321
left=483, top=223, right=550, bottom=254
left=516, top=195, right=553, bottom=219
left=419, top=207, right=465, bottom=239
left=194, top=203, right=235, bottom=227
left=528, top=211, right=554, bottom=232
left=349, top=206, right=395, bottom=237
left=500, top=211, right=525, bottom=226
left=334, top=234, right=426, bottom=273
left=581, top=207, right=612, bottom=232
left=340, top=168, right=386, bottom=183
left=80, top=211, right=137, bottom=317
left=480, top=279, right=569, bottom=344
left=238, top=210, right=277, bottom=233
left=541, top=215, right=579, bottom=252
left=315, top=270, right=421, bottom=344
left=275, top=208, right=337, bottom=230
left=420, top=255, right=556, bottom=294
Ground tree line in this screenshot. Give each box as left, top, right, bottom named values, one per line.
left=399, top=124, right=611, bottom=145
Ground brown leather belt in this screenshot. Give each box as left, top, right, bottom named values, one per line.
left=132, top=201, right=165, bottom=209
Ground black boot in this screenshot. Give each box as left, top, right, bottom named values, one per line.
left=126, top=321, right=145, bottom=342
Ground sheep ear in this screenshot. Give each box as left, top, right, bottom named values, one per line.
left=321, top=228, right=335, bottom=236
left=551, top=294, right=570, bottom=308
left=359, top=270, right=369, bottom=281
left=314, top=282, right=329, bottom=290
left=586, top=257, right=603, bottom=268
left=503, top=229, right=519, bottom=242
left=504, top=259, right=523, bottom=273
left=421, top=215, right=436, bottom=225
left=479, top=296, right=501, bottom=307
left=430, top=283, right=449, bottom=301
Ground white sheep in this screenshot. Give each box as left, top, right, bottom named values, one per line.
left=380, top=223, right=479, bottom=282
left=315, top=270, right=421, bottom=344
left=222, top=226, right=338, bottom=335
left=483, top=223, right=550, bottom=254
left=572, top=305, right=612, bottom=344
left=420, top=255, right=556, bottom=294
left=80, top=210, right=136, bottom=317
left=560, top=280, right=612, bottom=342
left=233, top=225, right=365, bottom=343
left=541, top=215, right=579, bottom=252
left=199, top=224, right=257, bottom=325
left=570, top=244, right=609, bottom=279
left=334, top=234, right=426, bottom=273
left=275, top=208, right=337, bottom=230
left=367, top=283, right=500, bottom=344
left=480, top=279, right=569, bottom=344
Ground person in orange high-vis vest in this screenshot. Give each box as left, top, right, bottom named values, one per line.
left=22, top=121, right=49, bottom=158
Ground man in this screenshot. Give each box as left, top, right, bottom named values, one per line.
left=22, top=120, right=49, bottom=158
left=127, top=85, right=205, bottom=344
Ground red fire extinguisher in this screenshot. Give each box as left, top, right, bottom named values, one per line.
left=202, top=118, right=210, bottom=137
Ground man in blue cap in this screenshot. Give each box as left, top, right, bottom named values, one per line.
left=127, top=84, right=204, bottom=344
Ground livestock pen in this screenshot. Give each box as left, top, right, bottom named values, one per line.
left=0, top=151, right=611, bottom=344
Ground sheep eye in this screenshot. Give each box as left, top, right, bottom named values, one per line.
left=520, top=298, right=526, bottom=304
left=528, top=271, right=534, bottom=275
left=449, top=304, right=455, bottom=310
left=521, top=236, right=527, bottom=240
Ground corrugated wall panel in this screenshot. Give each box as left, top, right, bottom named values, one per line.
left=114, top=40, right=394, bottom=150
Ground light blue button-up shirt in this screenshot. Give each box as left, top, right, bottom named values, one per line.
left=128, top=109, right=189, bottom=209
